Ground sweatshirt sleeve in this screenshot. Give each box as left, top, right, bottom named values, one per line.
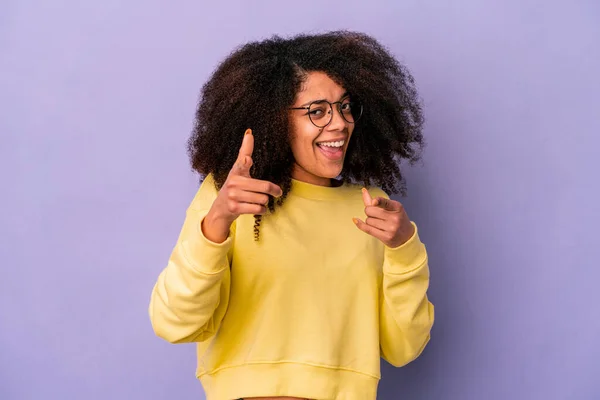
left=379, top=222, right=435, bottom=367
left=149, top=174, right=235, bottom=344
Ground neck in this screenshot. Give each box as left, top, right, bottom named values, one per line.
left=291, top=164, right=334, bottom=187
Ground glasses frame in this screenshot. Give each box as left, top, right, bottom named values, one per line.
left=289, top=99, right=363, bottom=128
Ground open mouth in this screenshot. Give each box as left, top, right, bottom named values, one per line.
left=316, top=140, right=345, bottom=160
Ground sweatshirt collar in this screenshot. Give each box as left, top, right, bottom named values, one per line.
left=290, top=178, right=353, bottom=200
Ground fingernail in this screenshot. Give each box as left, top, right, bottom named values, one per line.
left=245, top=129, right=252, bottom=135
left=352, top=217, right=359, bottom=225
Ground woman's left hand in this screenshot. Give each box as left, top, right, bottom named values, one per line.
left=353, top=188, right=415, bottom=248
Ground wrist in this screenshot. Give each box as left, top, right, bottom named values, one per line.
left=202, top=208, right=234, bottom=244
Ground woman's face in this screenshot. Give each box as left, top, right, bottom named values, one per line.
left=288, top=71, right=355, bottom=187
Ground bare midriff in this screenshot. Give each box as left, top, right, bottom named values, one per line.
left=243, top=397, right=310, bottom=400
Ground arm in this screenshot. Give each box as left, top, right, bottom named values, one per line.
left=148, top=174, right=235, bottom=344
left=379, top=223, right=435, bottom=367
left=149, top=130, right=281, bottom=344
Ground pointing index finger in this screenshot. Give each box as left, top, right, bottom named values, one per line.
left=373, top=197, right=402, bottom=212
left=238, top=129, right=254, bottom=159
left=230, top=129, right=254, bottom=177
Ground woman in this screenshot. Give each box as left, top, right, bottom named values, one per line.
left=149, top=31, right=434, bottom=400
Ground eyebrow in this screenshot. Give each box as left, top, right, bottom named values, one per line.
left=298, top=92, right=349, bottom=108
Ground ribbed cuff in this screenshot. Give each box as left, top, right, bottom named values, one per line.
left=383, top=222, right=427, bottom=273
left=181, top=210, right=234, bottom=274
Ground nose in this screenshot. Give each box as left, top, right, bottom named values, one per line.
left=326, top=104, right=347, bottom=131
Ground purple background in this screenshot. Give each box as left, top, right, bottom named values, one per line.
left=1, top=1, right=599, bottom=399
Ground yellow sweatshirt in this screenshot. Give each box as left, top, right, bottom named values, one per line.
left=149, top=174, right=434, bottom=400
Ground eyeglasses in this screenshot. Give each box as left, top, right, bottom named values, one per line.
left=289, top=99, right=363, bottom=128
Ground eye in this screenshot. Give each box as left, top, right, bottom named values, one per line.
left=308, top=103, right=329, bottom=119
left=340, top=102, right=352, bottom=112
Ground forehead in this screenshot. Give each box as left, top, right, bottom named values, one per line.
left=295, top=71, right=347, bottom=102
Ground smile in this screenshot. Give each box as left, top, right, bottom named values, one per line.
left=316, top=140, right=345, bottom=148
left=316, top=140, right=345, bottom=160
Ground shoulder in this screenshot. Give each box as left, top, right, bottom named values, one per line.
left=340, top=181, right=389, bottom=202
left=188, top=173, right=219, bottom=211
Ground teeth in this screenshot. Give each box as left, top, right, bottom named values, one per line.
left=318, top=140, right=345, bottom=148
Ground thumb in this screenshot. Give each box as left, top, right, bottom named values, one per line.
left=361, top=188, right=374, bottom=207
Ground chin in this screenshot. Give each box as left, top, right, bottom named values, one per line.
left=319, top=167, right=343, bottom=179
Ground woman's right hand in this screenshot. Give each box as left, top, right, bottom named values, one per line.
left=202, top=129, right=283, bottom=243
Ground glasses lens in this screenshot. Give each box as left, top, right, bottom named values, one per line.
left=308, top=101, right=332, bottom=128
left=340, top=101, right=363, bottom=124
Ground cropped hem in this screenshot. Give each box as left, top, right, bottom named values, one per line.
left=197, top=361, right=380, bottom=400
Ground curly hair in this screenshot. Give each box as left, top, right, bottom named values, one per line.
left=187, top=30, right=425, bottom=240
